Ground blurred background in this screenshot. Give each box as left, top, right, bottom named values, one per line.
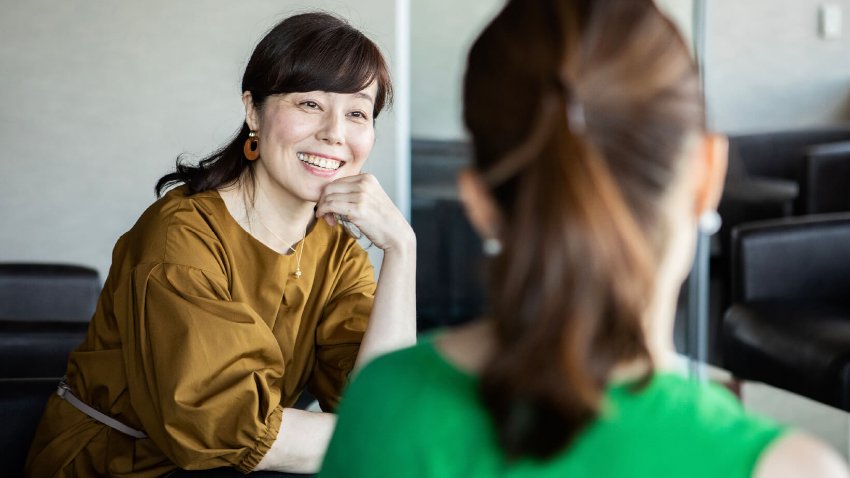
left=3, top=0, right=849, bottom=278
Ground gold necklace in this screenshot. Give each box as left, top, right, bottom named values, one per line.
left=251, top=188, right=308, bottom=279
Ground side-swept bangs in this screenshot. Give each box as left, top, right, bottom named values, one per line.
left=243, top=13, right=392, bottom=118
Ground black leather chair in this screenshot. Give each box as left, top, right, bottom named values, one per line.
left=723, top=127, right=850, bottom=210
left=0, top=378, right=58, bottom=475
left=719, top=127, right=850, bottom=259
left=721, top=213, right=850, bottom=410
left=709, top=127, right=850, bottom=364
left=804, top=141, right=850, bottom=214
left=0, top=263, right=99, bottom=378
left=0, top=264, right=100, bottom=474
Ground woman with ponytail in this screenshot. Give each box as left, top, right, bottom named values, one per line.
left=26, top=12, right=416, bottom=477
left=320, top=0, right=848, bottom=476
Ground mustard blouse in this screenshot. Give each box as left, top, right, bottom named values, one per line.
left=25, top=186, right=375, bottom=477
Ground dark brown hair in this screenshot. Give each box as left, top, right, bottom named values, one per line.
left=464, top=0, right=704, bottom=459
left=156, top=12, right=393, bottom=196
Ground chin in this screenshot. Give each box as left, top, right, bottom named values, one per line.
left=298, top=186, right=323, bottom=204
left=301, top=193, right=321, bottom=204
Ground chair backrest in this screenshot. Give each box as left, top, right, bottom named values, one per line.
left=0, top=263, right=100, bottom=322
left=0, top=264, right=98, bottom=379
left=730, top=126, right=850, bottom=181
left=411, top=139, right=470, bottom=192
left=731, top=213, right=850, bottom=303
left=805, top=141, right=850, bottom=214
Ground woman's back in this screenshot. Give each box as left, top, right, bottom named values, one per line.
left=320, top=337, right=783, bottom=478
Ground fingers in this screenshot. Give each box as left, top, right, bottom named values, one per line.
left=314, top=192, right=363, bottom=221
left=316, top=173, right=385, bottom=222
left=315, top=172, right=412, bottom=251
left=321, top=173, right=380, bottom=196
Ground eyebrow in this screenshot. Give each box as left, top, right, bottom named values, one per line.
left=354, top=92, right=375, bottom=104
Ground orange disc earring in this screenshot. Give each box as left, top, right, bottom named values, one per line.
left=243, top=131, right=260, bottom=160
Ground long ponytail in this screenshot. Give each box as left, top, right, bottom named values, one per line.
left=464, top=0, right=704, bottom=460
left=479, top=92, right=654, bottom=459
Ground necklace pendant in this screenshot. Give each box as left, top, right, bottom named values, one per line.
left=294, top=269, right=302, bottom=279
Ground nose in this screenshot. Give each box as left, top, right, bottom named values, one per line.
left=317, top=111, right=345, bottom=145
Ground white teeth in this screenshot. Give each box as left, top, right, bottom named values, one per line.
left=297, top=153, right=342, bottom=171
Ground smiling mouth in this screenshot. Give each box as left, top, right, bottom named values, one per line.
left=297, top=152, right=343, bottom=171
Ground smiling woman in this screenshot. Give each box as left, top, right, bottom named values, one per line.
left=242, top=87, right=377, bottom=205
left=24, top=12, right=416, bottom=478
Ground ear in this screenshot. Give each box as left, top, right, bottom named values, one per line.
left=242, top=91, right=260, bottom=132
left=457, top=169, right=503, bottom=240
left=693, top=133, right=728, bottom=217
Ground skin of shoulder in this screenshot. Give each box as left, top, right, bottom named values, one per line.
left=753, top=432, right=850, bottom=478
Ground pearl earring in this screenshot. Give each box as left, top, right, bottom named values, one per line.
left=698, top=210, right=722, bottom=235
left=483, top=238, right=503, bottom=256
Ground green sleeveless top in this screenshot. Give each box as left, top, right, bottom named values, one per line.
left=320, top=337, right=785, bottom=477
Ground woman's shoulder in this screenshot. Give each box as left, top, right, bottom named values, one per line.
left=353, top=339, right=445, bottom=385
left=344, top=337, right=467, bottom=404
left=332, top=338, right=479, bottom=453
left=753, top=432, right=849, bottom=478
left=616, top=372, right=782, bottom=434
left=137, top=185, right=223, bottom=230
left=114, top=186, right=233, bottom=272
left=598, top=372, right=786, bottom=475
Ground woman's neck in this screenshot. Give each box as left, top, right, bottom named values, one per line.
left=435, top=281, right=681, bottom=384
left=219, top=175, right=316, bottom=255
left=256, top=164, right=317, bottom=226
left=638, top=278, right=680, bottom=372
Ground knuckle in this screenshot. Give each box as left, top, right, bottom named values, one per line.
left=359, top=174, right=376, bottom=185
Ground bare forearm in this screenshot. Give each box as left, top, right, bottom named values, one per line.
left=313, top=174, right=417, bottom=372
left=354, top=237, right=417, bottom=373
left=254, top=408, right=336, bottom=473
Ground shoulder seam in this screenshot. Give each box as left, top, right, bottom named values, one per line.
left=136, top=260, right=228, bottom=279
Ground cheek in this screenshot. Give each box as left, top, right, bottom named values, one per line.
left=261, top=111, right=313, bottom=149
left=350, top=128, right=376, bottom=163
left=272, top=123, right=312, bottom=148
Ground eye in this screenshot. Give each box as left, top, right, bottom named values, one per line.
left=349, top=110, right=370, bottom=121
left=300, top=100, right=320, bottom=109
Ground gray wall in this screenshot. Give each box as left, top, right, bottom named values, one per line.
left=410, top=0, right=502, bottom=140
left=0, top=0, right=407, bottom=280
left=410, top=0, right=695, bottom=141
left=705, top=0, right=850, bottom=133
left=410, top=0, right=850, bottom=138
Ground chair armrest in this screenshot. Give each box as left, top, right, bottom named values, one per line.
left=723, top=176, right=799, bottom=205
left=719, top=176, right=798, bottom=231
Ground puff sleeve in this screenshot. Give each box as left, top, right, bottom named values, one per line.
left=118, top=262, right=284, bottom=472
